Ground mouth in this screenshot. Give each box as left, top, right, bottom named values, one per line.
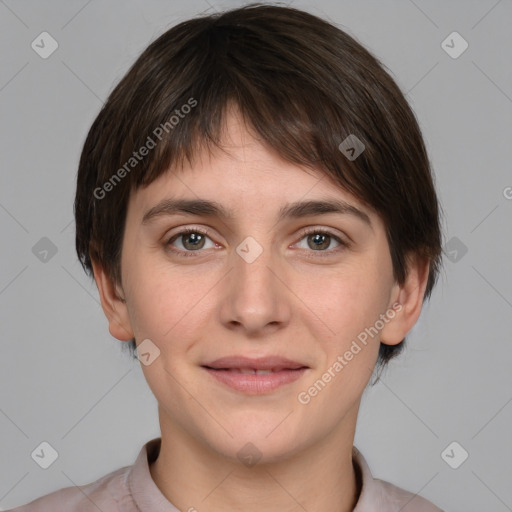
left=204, top=367, right=301, bottom=374
left=201, top=355, right=309, bottom=394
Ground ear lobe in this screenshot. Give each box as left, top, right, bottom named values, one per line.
left=380, top=255, right=430, bottom=346
left=91, top=259, right=134, bottom=341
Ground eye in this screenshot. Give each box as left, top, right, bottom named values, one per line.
left=165, top=227, right=349, bottom=258
left=166, top=227, right=217, bottom=257
left=294, top=228, right=348, bottom=256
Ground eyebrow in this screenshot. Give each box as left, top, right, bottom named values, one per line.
left=141, top=197, right=372, bottom=228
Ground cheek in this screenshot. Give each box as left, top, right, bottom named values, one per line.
left=125, top=255, right=204, bottom=339
left=301, top=262, right=390, bottom=341
left=294, top=269, right=388, bottom=420
left=297, top=259, right=393, bottom=403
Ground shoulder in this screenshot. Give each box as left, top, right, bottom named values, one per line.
left=371, top=478, right=444, bottom=512
left=6, top=466, right=131, bottom=512
left=353, top=447, right=444, bottom=512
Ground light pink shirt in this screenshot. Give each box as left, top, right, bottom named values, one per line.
left=8, top=437, right=443, bottom=511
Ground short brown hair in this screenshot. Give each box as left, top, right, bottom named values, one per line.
left=74, top=2, right=443, bottom=373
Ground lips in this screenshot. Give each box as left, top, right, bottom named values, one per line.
left=201, top=356, right=309, bottom=394
left=202, top=355, right=308, bottom=372
left=218, top=368, right=278, bottom=375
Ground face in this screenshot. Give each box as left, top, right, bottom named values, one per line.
left=100, top=108, right=416, bottom=465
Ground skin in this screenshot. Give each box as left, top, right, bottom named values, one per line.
left=92, top=106, right=429, bottom=512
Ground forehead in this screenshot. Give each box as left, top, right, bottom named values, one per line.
left=127, top=107, right=378, bottom=226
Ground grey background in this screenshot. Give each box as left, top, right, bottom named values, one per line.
left=1, top=0, right=511, bottom=510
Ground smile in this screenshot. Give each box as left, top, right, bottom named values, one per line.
left=202, top=366, right=308, bottom=394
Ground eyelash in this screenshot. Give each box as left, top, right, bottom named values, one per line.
left=164, top=226, right=349, bottom=259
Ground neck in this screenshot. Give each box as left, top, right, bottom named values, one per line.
left=149, top=406, right=362, bottom=512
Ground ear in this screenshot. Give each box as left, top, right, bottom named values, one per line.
left=91, top=259, right=134, bottom=342
left=380, top=254, right=430, bottom=346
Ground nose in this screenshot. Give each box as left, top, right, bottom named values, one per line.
left=218, top=238, right=292, bottom=336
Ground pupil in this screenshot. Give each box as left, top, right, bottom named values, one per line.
left=310, top=233, right=329, bottom=250
left=186, top=233, right=203, bottom=248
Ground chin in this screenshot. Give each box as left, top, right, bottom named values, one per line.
left=206, top=420, right=310, bottom=466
